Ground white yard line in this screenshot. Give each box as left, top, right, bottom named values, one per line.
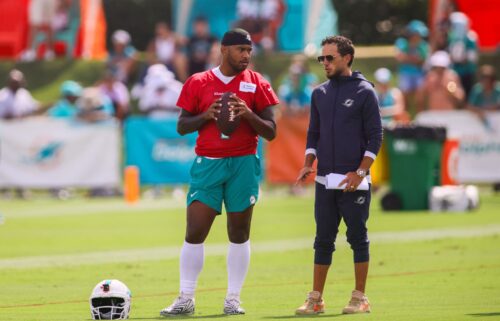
left=1, top=224, right=499, bottom=270
left=1, top=200, right=184, bottom=218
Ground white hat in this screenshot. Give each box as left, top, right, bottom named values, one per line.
left=450, top=12, right=469, bottom=26
left=144, top=64, right=175, bottom=86
left=429, top=51, right=451, bottom=68
left=112, top=30, right=131, bottom=44
left=374, top=68, right=391, bottom=83
left=78, top=87, right=104, bottom=111
left=146, top=64, right=168, bottom=76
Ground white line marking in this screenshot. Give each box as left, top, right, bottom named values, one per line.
left=1, top=225, right=499, bottom=270
left=2, top=200, right=184, bottom=218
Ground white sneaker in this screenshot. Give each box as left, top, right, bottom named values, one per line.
left=223, top=297, right=245, bottom=315
left=342, top=290, right=371, bottom=314
left=295, top=291, right=325, bottom=315
left=160, top=294, right=195, bottom=317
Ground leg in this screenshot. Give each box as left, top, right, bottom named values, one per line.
left=313, top=264, right=330, bottom=294
left=227, top=205, right=253, bottom=244
left=354, top=261, right=369, bottom=293
left=312, top=185, right=341, bottom=295
left=179, top=201, right=217, bottom=296
left=223, top=206, right=253, bottom=315
left=339, top=189, right=372, bottom=314
left=185, top=200, right=217, bottom=244
left=223, top=155, right=260, bottom=314
left=296, top=184, right=339, bottom=315
left=161, top=157, right=225, bottom=317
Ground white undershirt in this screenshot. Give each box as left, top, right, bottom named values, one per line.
left=212, top=66, right=235, bottom=85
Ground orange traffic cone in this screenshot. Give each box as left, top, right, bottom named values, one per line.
left=124, top=165, right=140, bottom=203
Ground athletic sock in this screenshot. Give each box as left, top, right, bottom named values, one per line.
left=226, top=240, right=251, bottom=298
left=179, top=241, right=204, bottom=297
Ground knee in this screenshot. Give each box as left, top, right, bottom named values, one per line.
left=228, top=226, right=250, bottom=243
left=185, top=229, right=208, bottom=244
left=346, top=234, right=370, bottom=263
left=314, top=237, right=335, bottom=265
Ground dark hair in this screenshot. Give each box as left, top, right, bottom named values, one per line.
left=321, top=35, right=355, bottom=67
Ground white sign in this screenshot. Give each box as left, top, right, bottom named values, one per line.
left=0, top=117, right=120, bottom=188
left=415, top=110, right=500, bottom=183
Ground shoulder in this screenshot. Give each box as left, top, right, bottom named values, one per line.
left=243, top=69, right=268, bottom=83
left=395, top=37, right=408, bottom=49
left=185, top=70, right=213, bottom=86
left=0, top=87, right=8, bottom=97
left=352, top=73, right=376, bottom=93
left=17, top=88, right=34, bottom=98
left=312, top=80, right=330, bottom=94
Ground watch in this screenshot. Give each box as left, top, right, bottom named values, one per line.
left=356, top=169, right=367, bottom=178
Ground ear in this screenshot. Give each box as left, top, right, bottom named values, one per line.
left=343, top=53, right=352, bottom=65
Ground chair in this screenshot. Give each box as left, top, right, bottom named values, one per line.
left=32, top=0, right=80, bottom=58
left=0, top=0, right=29, bottom=58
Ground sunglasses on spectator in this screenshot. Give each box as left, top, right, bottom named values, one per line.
left=317, top=55, right=337, bottom=63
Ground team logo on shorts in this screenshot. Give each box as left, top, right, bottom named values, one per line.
left=250, top=195, right=256, bottom=205
left=354, top=196, right=366, bottom=205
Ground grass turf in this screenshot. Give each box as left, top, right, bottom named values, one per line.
left=0, top=190, right=499, bottom=320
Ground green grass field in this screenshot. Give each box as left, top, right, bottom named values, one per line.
left=1, top=189, right=500, bottom=321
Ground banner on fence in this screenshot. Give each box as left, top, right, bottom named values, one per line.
left=0, top=117, right=120, bottom=188
left=266, top=114, right=315, bottom=184
left=124, top=117, right=197, bottom=185
left=416, top=110, right=500, bottom=183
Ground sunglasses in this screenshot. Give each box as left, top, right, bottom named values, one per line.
left=317, top=55, right=337, bottom=63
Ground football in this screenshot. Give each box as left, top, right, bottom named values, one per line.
left=216, top=92, right=240, bottom=136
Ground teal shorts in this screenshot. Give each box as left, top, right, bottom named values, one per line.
left=187, top=154, right=261, bottom=214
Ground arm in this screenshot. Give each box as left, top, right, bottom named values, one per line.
left=445, top=72, right=465, bottom=107
left=296, top=91, right=320, bottom=183
left=340, top=90, right=382, bottom=192
left=380, top=88, right=405, bottom=117
left=229, top=95, right=276, bottom=141
left=177, top=99, right=221, bottom=135
left=415, top=81, right=428, bottom=113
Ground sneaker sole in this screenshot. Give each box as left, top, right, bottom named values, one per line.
left=160, top=311, right=195, bottom=317
left=295, top=310, right=325, bottom=315
left=342, top=309, right=371, bottom=314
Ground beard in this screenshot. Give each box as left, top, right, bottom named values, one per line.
left=228, top=56, right=248, bottom=73
left=326, top=68, right=344, bottom=79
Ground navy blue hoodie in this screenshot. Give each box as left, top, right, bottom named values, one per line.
left=306, top=71, right=383, bottom=176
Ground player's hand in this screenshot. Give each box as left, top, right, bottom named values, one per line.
left=339, top=172, right=363, bottom=192
left=203, top=99, right=221, bottom=121
left=296, top=167, right=315, bottom=185
left=229, top=94, right=252, bottom=119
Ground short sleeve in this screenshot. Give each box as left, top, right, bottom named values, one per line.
left=254, top=76, right=279, bottom=113
left=176, top=76, right=199, bottom=114
left=394, top=38, right=407, bottom=52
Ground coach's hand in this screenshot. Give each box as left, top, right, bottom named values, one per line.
left=339, top=172, right=363, bottom=192
left=296, top=167, right=315, bottom=185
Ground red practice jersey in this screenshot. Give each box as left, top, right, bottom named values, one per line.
left=177, top=67, right=279, bottom=157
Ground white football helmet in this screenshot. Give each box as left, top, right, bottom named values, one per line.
left=89, top=279, right=131, bottom=320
